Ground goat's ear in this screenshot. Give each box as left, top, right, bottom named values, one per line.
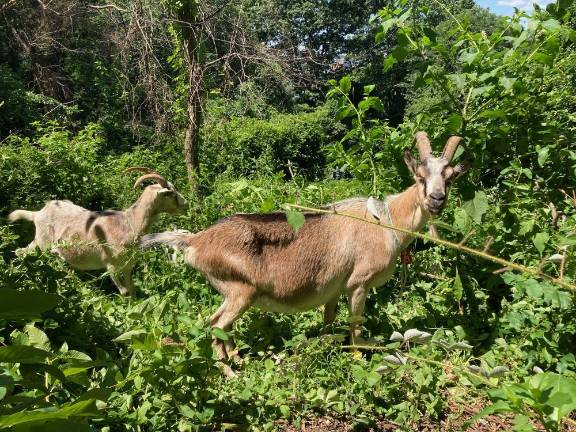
left=453, top=159, right=471, bottom=179
left=404, top=149, right=418, bottom=175
left=157, top=188, right=173, bottom=196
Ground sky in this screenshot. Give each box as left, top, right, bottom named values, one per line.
left=475, top=0, right=556, bottom=16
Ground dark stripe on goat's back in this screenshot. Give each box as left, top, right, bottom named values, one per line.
left=214, top=212, right=325, bottom=226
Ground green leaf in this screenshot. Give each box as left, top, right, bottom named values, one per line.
left=358, top=97, right=384, bottom=113
left=546, top=392, right=574, bottom=409
left=499, top=77, right=516, bottom=90
left=260, top=198, right=275, bottom=213
left=12, top=419, right=92, bottom=432
left=25, top=325, right=51, bottom=351
left=537, top=146, right=550, bottom=167
left=532, top=53, right=553, bottom=66
left=279, top=405, right=291, bottom=418
left=383, top=55, right=397, bottom=71
left=541, top=19, right=561, bottom=31
left=366, top=371, right=381, bottom=387
left=448, top=74, right=466, bottom=90
left=286, top=210, right=305, bottom=233
left=463, top=191, right=489, bottom=224
left=0, top=289, right=60, bottom=319
left=339, top=76, right=351, bottom=94
left=0, top=399, right=100, bottom=428
left=470, top=85, right=494, bottom=100
left=446, top=113, right=463, bottom=133
left=478, top=109, right=506, bottom=119
left=335, top=105, right=356, bottom=121
left=113, top=329, right=148, bottom=343
left=363, top=84, right=375, bottom=95
left=0, top=345, right=51, bottom=364
left=459, top=50, right=478, bottom=65
left=211, top=327, right=229, bottom=341
left=532, top=232, right=549, bottom=254
left=453, top=269, right=463, bottom=303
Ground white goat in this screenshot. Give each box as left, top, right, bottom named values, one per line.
left=142, top=132, right=470, bottom=365
left=9, top=167, right=188, bottom=296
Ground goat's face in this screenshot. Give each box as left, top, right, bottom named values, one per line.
left=404, top=133, right=470, bottom=215
left=154, top=183, right=189, bottom=214
left=124, top=168, right=189, bottom=215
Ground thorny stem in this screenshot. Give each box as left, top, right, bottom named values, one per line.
left=287, top=204, right=575, bottom=293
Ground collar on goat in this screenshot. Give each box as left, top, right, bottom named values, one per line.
left=367, top=196, right=400, bottom=249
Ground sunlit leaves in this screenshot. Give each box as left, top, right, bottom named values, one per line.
left=463, top=190, right=489, bottom=224
left=286, top=209, right=305, bottom=233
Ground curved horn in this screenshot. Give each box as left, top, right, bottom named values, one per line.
left=122, top=166, right=156, bottom=176
left=442, top=136, right=463, bottom=162
left=133, top=173, right=168, bottom=189
left=414, top=131, right=432, bottom=161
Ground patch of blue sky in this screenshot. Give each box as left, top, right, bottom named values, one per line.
left=475, top=0, right=556, bottom=16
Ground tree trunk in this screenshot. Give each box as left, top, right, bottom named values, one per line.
left=183, top=57, right=203, bottom=196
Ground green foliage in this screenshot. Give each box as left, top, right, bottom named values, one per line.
left=0, top=0, right=576, bottom=430
left=202, top=106, right=337, bottom=182
left=0, top=288, right=109, bottom=431
left=469, top=372, right=576, bottom=432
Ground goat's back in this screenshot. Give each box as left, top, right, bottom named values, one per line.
left=30, top=200, right=130, bottom=268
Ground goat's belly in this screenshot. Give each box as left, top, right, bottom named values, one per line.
left=54, top=247, right=106, bottom=270
left=254, top=284, right=343, bottom=314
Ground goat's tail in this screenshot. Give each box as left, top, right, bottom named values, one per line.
left=140, top=230, right=194, bottom=250
left=8, top=209, right=37, bottom=223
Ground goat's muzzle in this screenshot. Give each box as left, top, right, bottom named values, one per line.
left=426, top=196, right=445, bottom=215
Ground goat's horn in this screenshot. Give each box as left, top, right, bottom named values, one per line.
left=442, top=136, right=463, bottom=162
left=414, top=131, right=432, bottom=161
left=133, top=173, right=168, bottom=189
left=122, top=166, right=157, bottom=176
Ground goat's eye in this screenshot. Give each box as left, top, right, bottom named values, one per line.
left=417, top=176, right=425, bottom=184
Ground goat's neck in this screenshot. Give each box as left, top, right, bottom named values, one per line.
left=124, top=189, right=158, bottom=237
left=387, top=184, right=429, bottom=250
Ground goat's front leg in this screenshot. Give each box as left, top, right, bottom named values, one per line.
left=107, top=264, right=131, bottom=296
left=347, top=286, right=368, bottom=347
left=122, top=266, right=135, bottom=297
left=322, top=297, right=339, bottom=332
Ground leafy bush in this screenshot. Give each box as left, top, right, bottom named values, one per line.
left=202, top=106, right=340, bottom=182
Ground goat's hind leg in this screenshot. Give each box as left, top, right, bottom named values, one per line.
left=347, top=286, right=368, bottom=347
left=15, top=240, right=38, bottom=257
left=210, top=284, right=254, bottom=375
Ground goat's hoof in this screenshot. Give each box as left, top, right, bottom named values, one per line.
left=217, top=361, right=238, bottom=379
left=118, top=289, right=134, bottom=297
left=228, top=352, right=242, bottom=365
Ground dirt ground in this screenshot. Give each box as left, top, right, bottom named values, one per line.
left=278, top=404, right=576, bottom=432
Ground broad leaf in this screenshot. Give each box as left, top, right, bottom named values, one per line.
left=463, top=191, right=489, bottom=224
left=286, top=210, right=305, bottom=233
left=0, top=289, right=60, bottom=319
left=0, top=345, right=51, bottom=364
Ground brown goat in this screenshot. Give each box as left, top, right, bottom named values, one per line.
left=9, top=168, right=188, bottom=296
left=142, top=132, right=470, bottom=362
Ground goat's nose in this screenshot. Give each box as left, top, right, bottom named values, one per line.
left=429, top=191, right=445, bottom=201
